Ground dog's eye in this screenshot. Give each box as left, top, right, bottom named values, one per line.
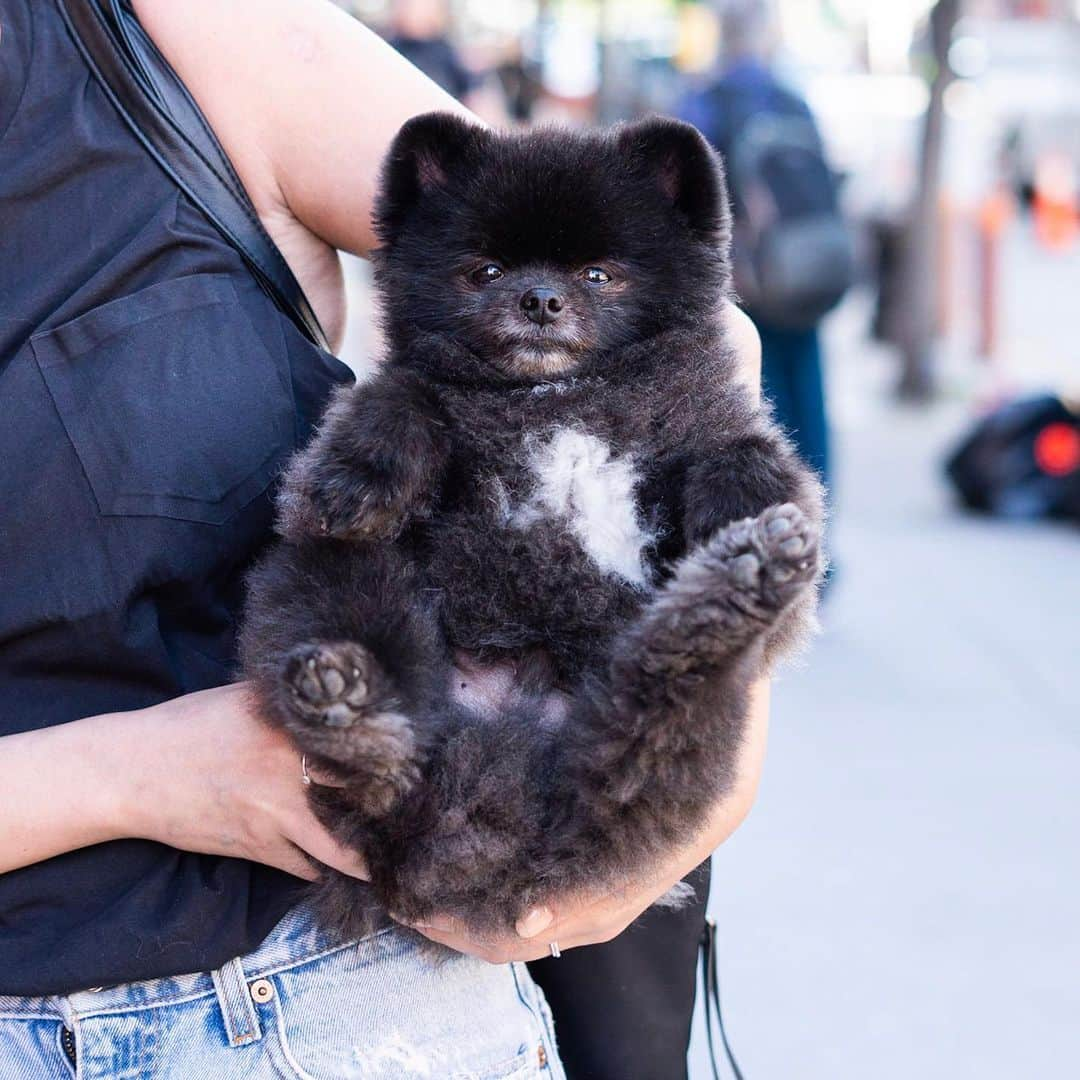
left=470, top=264, right=504, bottom=285
left=583, top=267, right=611, bottom=285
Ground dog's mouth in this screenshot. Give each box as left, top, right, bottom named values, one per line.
left=504, top=342, right=579, bottom=378
left=490, top=317, right=590, bottom=380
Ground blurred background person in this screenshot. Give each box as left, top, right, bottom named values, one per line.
left=494, top=37, right=545, bottom=125
left=678, top=0, right=852, bottom=493
left=378, top=0, right=521, bottom=126
left=384, top=0, right=478, bottom=103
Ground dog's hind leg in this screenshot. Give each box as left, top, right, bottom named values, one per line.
left=241, top=538, right=446, bottom=820
left=281, top=639, right=420, bottom=817
left=547, top=503, right=821, bottom=885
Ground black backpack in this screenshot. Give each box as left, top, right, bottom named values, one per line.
left=707, top=79, right=853, bottom=330
left=945, top=394, right=1080, bottom=521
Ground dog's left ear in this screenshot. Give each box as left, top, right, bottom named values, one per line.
left=617, top=117, right=729, bottom=243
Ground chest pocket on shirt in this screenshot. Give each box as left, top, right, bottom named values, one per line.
left=31, top=273, right=296, bottom=525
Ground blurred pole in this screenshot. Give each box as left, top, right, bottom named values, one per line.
left=895, top=0, right=961, bottom=401
left=975, top=186, right=1012, bottom=373
left=595, top=0, right=614, bottom=123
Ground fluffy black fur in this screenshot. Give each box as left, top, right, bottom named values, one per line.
left=241, top=113, right=825, bottom=939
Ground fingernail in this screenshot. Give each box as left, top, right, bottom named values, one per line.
left=515, top=907, right=553, bottom=939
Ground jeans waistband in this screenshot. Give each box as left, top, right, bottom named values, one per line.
left=0, top=904, right=389, bottom=1033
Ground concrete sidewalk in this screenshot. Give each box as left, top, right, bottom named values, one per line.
left=691, top=296, right=1080, bottom=1078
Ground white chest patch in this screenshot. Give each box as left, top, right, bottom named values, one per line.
left=509, top=427, right=654, bottom=586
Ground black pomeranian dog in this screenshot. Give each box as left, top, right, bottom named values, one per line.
left=241, top=112, right=824, bottom=939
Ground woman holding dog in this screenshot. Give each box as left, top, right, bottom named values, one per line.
left=0, top=0, right=768, bottom=1075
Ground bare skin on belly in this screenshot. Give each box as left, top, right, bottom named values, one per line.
left=449, top=650, right=571, bottom=728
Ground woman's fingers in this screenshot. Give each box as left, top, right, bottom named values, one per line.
left=252, top=706, right=367, bottom=877
left=401, top=893, right=634, bottom=963
left=515, top=906, right=555, bottom=939
left=395, top=913, right=531, bottom=962
left=286, top=813, right=371, bottom=880
left=410, top=915, right=630, bottom=963
left=410, top=922, right=555, bottom=964
left=261, top=841, right=323, bottom=882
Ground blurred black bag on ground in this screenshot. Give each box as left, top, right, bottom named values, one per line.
left=945, top=393, right=1080, bottom=521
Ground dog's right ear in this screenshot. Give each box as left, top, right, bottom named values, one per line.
left=375, top=112, right=488, bottom=243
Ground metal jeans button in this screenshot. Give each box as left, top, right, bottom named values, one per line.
left=249, top=978, right=274, bottom=1003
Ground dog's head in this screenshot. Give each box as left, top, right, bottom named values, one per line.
left=373, top=113, right=731, bottom=382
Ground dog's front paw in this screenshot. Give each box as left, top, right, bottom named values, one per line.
left=279, top=466, right=410, bottom=542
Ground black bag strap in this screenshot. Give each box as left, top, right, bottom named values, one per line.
left=56, top=0, right=330, bottom=352
left=702, top=916, right=746, bottom=1080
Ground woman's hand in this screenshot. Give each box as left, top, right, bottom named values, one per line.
left=403, top=681, right=770, bottom=963
left=120, top=683, right=370, bottom=880
left=0, top=684, right=368, bottom=881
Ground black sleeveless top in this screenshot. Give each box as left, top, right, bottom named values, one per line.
left=0, top=0, right=353, bottom=995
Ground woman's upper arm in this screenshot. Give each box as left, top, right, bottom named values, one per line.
left=132, top=0, right=471, bottom=257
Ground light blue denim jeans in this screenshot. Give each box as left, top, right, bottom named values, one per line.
left=0, top=905, right=565, bottom=1079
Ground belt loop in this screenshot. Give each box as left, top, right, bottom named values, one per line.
left=211, top=957, right=262, bottom=1048
left=55, top=995, right=77, bottom=1031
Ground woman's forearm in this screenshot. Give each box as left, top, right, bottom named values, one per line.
left=0, top=712, right=133, bottom=874
left=0, top=686, right=368, bottom=880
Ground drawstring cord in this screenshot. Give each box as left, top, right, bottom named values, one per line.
left=702, top=916, right=745, bottom=1080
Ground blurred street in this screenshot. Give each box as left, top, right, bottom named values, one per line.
left=691, top=284, right=1080, bottom=1078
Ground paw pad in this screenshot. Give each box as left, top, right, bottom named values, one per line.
left=714, top=503, right=819, bottom=607
left=285, top=642, right=375, bottom=726
left=755, top=504, right=819, bottom=589
left=730, top=552, right=760, bottom=587
left=765, top=514, right=794, bottom=537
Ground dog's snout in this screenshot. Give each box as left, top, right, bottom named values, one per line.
left=521, top=287, right=564, bottom=326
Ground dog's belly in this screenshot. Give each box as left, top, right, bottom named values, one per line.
left=426, top=510, right=643, bottom=681
left=426, top=426, right=655, bottom=689
left=448, top=650, right=571, bottom=728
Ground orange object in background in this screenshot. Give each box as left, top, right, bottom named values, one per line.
left=1032, top=152, right=1079, bottom=252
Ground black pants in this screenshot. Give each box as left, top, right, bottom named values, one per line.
left=528, top=861, right=710, bottom=1080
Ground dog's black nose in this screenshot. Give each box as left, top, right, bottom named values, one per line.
left=521, top=287, right=564, bottom=326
